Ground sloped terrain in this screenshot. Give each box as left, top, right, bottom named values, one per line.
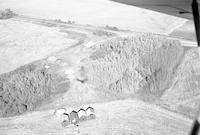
left=82, top=34, right=184, bottom=99
left=0, top=99, right=193, bottom=135
left=160, top=48, right=200, bottom=118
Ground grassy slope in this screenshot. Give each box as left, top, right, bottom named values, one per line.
left=0, top=99, right=192, bottom=135
left=0, top=19, right=76, bottom=74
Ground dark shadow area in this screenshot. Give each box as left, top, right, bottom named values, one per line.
left=190, top=120, right=200, bottom=135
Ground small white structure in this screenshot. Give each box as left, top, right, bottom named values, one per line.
left=77, top=109, right=87, bottom=121
left=44, top=65, right=50, bottom=69
left=65, top=67, right=75, bottom=80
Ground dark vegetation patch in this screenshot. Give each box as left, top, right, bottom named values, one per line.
left=92, top=29, right=115, bottom=37
left=0, top=63, right=69, bottom=117
left=53, top=19, right=75, bottom=24
left=0, top=8, right=16, bottom=19
left=105, top=25, right=119, bottom=31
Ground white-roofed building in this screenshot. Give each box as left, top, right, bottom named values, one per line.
left=69, top=111, right=79, bottom=125
left=77, top=109, right=87, bottom=121
left=86, top=107, right=95, bottom=120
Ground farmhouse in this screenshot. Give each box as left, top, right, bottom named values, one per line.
left=78, top=108, right=87, bottom=121
left=86, top=107, right=95, bottom=120
left=61, top=113, right=70, bottom=127
left=69, top=111, right=79, bottom=124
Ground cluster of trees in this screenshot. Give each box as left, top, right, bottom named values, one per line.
left=0, top=8, right=16, bottom=19
left=0, top=64, right=52, bottom=117
left=83, top=34, right=184, bottom=96
left=0, top=63, right=69, bottom=117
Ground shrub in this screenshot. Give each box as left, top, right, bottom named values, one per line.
left=0, top=8, right=16, bottom=19
left=105, top=25, right=119, bottom=31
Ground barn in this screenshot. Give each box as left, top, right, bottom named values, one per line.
left=77, top=108, right=87, bottom=121
left=86, top=107, right=95, bottom=120
left=61, top=113, right=70, bottom=127
left=69, top=111, right=79, bottom=124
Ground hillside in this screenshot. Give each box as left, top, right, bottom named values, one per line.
left=0, top=6, right=199, bottom=135
left=0, top=0, right=186, bottom=34
left=0, top=99, right=193, bottom=135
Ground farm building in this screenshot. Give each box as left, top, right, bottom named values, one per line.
left=61, top=113, right=70, bottom=127
left=77, top=109, right=87, bottom=121
left=69, top=111, right=79, bottom=124
left=86, top=107, right=95, bottom=120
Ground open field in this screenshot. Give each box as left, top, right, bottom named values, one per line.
left=0, top=19, right=77, bottom=74
left=0, top=99, right=193, bottom=135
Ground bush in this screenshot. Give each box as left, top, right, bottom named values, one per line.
left=105, top=25, right=119, bottom=31
left=0, top=8, right=16, bottom=19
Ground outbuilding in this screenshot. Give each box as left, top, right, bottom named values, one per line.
left=61, top=113, right=70, bottom=127
left=77, top=108, right=87, bottom=121
left=69, top=110, right=79, bottom=124
left=86, top=107, right=95, bottom=120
